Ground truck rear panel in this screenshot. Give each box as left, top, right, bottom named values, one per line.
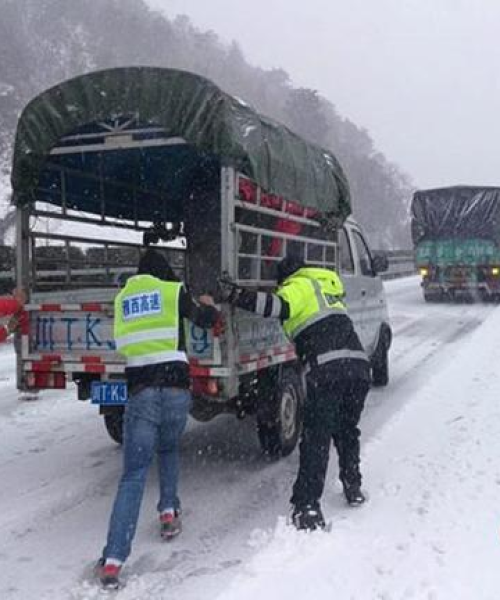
left=20, top=297, right=296, bottom=402
left=21, top=297, right=226, bottom=395
left=416, top=239, right=500, bottom=299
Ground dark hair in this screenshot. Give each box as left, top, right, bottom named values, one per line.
left=138, top=248, right=178, bottom=281
left=276, top=254, right=305, bottom=284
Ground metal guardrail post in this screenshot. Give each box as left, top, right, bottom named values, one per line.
left=376, top=249, right=416, bottom=280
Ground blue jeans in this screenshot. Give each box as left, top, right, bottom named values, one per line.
left=103, top=386, right=191, bottom=563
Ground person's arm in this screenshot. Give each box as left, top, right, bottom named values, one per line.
left=233, top=289, right=290, bottom=321
left=0, top=289, right=26, bottom=318
left=0, top=315, right=20, bottom=343
left=179, top=286, right=220, bottom=329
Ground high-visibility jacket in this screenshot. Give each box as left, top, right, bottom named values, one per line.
left=277, top=267, right=346, bottom=340
left=114, top=274, right=187, bottom=368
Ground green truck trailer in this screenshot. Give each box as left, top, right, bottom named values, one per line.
left=411, top=186, right=500, bottom=301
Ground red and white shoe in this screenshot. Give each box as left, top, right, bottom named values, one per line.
left=96, top=557, right=122, bottom=590
left=160, top=509, right=182, bottom=541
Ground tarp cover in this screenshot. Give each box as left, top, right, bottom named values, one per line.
left=11, top=67, right=350, bottom=220
left=411, top=186, right=500, bottom=245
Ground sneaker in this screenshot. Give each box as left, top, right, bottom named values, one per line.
left=160, top=509, right=182, bottom=541
left=344, top=485, right=366, bottom=507
left=291, top=504, right=326, bottom=531
left=96, top=557, right=122, bottom=590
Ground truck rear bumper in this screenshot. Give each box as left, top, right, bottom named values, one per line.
left=422, top=280, right=500, bottom=299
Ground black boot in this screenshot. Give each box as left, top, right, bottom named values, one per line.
left=343, top=483, right=366, bottom=507
left=291, top=504, right=326, bottom=531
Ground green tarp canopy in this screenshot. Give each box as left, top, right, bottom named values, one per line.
left=11, top=66, right=350, bottom=221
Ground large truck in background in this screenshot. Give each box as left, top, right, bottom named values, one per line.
left=411, top=186, right=500, bottom=302
left=11, top=67, right=391, bottom=457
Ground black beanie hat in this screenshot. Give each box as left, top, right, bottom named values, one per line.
left=138, top=248, right=178, bottom=281
left=276, top=254, right=305, bottom=284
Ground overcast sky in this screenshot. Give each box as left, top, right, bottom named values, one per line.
left=148, top=0, right=500, bottom=189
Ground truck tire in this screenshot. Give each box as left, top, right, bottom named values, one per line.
left=423, top=290, right=440, bottom=302
left=256, top=367, right=303, bottom=458
left=371, top=329, right=390, bottom=387
left=104, top=410, right=124, bottom=445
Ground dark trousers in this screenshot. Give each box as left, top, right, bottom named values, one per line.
left=291, top=372, right=370, bottom=509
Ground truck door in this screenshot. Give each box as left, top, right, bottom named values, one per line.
left=350, top=228, right=382, bottom=354
left=339, top=226, right=366, bottom=345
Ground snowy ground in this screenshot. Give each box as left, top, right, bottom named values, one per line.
left=0, top=276, right=498, bottom=599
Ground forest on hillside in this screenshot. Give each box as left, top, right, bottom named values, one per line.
left=0, top=0, right=413, bottom=247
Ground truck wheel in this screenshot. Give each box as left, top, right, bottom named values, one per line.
left=371, top=331, right=390, bottom=387
left=104, top=410, right=124, bottom=445
left=256, top=367, right=303, bottom=458
left=423, top=290, right=441, bottom=302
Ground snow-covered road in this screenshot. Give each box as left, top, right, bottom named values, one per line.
left=0, top=276, right=495, bottom=600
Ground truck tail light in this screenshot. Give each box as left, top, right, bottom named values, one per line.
left=26, top=372, right=66, bottom=390
left=192, top=377, right=220, bottom=397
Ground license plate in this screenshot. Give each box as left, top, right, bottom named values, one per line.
left=91, top=382, right=128, bottom=405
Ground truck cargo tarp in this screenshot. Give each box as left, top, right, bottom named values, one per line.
left=11, top=67, right=350, bottom=220
left=411, top=186, right=500, bottom=245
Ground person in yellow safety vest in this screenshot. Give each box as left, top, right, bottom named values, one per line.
left=224, top=254, right=371, bottom=531
left=98, top=248, right=220, bottom=590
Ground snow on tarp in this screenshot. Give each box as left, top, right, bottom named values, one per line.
left=411, top=186, right=500, bottom=245
left=10, top=67, right=350, bottom=221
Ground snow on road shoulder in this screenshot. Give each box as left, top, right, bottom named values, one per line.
left=216, top=306, right=500, bottom=600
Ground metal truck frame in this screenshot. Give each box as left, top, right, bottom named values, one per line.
left=11, top=67, right=389, bottom=457
left=15, top=154, right=338, bottom=457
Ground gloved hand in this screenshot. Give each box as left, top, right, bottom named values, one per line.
left=5, top=314, right=20, bottom=335
left=198, top=294, right=216, bottom=307
left=218, top=273, right=241, bottom=304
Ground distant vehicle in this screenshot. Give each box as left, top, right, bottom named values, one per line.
left=11, top=67, right=391, bottom=456
left=412, top=186, right=500, bottom=302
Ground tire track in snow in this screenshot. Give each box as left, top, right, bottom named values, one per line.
left=0, top=276, right=497, bottom=600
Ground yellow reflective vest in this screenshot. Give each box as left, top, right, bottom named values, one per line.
left=113, top=274, right=187, bottom=368
left=276, top=267, right=346, bottom=339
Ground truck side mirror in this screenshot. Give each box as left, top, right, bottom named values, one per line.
left=372, top=252, right=389, bottom=274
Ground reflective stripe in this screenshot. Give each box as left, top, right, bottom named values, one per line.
left=304, top=349, right=369, bottom=374
left=291, top=308, right=345, bottom=339
left=255, top=292, right=267, bottom=316
left=311, top=279, right=325, bottom=307
left=317, top=349, right=368, bottom=364
left=115, top=327, right=178, bottom=350
left=270, top=294, right=282, bottom=318
left=311, top=278, right=344, bottom=310
left=126, top=350, right=188, bottom=368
